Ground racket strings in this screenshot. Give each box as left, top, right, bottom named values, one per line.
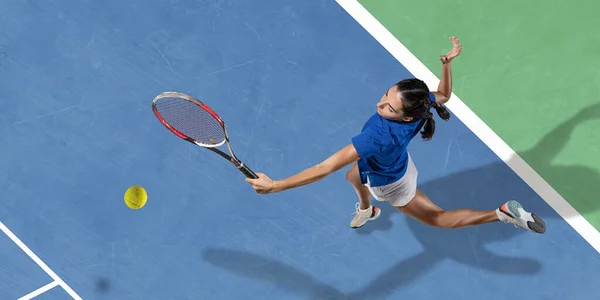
left=155, top=98, right=226, bottom=146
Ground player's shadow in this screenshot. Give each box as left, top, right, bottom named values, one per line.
left=202, top=157, right=543, bottom=299
left=201, top=157, right=543, bottom=299
left=202, top=103, right=600, bottom=299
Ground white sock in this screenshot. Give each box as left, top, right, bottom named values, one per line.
left=359, top=206, right=371, bottom=213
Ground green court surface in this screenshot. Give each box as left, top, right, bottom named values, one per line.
left=359, top=0, right=600, bottom=230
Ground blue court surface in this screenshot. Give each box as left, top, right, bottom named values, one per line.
left=2, top=0, right=600, bottom=299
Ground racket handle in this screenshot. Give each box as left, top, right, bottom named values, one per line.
left=237, top=163, right=258, bottom=179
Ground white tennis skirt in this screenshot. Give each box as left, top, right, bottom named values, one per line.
left=364, top=153, right=418, bottom=207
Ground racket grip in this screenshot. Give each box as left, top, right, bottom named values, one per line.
left=238, top=163, right=258, bottom=179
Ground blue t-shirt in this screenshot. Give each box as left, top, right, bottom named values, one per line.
left=351, top=92, right=436, bottom=187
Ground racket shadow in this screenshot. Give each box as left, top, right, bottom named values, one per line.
left=202, top=248, right=350, bottom=300
left=516, top=101, right=600, bottom=219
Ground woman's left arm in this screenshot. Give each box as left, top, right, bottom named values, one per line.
left=431, top=36, right=462, bottom=105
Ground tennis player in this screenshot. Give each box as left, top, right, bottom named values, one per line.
left=246, top=37, right=546, bottom=234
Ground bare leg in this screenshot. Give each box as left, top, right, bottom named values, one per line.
left=346, top=162, right=382, bottom=228
left=397, top=189, right=499, bottom=228
left=346, top=162, right=371, bottom=210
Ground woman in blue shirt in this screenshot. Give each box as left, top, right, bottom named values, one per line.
left=246, top=37, right=546, bottom=234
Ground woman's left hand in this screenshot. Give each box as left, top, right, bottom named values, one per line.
left=440, top=36, right=462, bottom=63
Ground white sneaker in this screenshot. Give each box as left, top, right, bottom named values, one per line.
left=497, top=200, right=546, bottom=234
left=350, top=203, right=382, bottom=228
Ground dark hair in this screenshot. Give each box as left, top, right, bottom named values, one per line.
left=395, top=78, right=451, bottom=140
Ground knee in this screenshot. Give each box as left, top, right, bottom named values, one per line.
left=345, top=167, right=358, bottom=184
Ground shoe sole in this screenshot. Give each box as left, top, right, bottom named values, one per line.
left=505, top=200, right=546, bottom=234
left=529, top=213, right=546, bottom=234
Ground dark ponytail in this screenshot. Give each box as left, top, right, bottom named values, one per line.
left=421, top=108, right=436, bottom=141
left=420, top=101, right=450, bottom=140
left=395, top=78, right=451, bottom=141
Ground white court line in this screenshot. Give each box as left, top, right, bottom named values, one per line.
left=0, top=221, right=82, bottom=300
left=18, top=281, right=59, bottom=300
left=335, top=0, right=600, bottom=254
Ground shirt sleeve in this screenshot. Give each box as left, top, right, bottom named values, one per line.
left=428, top=92, right=436, bottom=103
left=351, top=128, right=388, bottom=159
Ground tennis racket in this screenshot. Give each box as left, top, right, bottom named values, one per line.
left=152, top=92, right=258, bottom=179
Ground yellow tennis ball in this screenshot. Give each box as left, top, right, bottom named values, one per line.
left=124, top=186, right=147, bottom=210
